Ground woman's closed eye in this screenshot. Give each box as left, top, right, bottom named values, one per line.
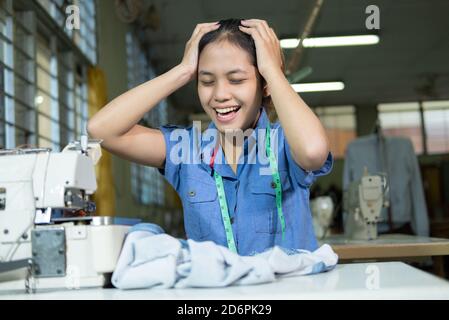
left=200, top=79, right=246, bottom=86
left=200, top=80, right=215, bottom=86
left=229, top=79, right=245, bottom=84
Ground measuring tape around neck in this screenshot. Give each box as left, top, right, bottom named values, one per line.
left=210, top=123, right=285, bottom=254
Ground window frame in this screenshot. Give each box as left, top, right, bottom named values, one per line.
left=377, top=100, right=449, bottom=156
left=126, top=31, right=167, bottom=207
left=0, top=0, right=95, bottom=151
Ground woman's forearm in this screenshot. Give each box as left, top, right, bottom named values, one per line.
left=87, top=64, right=193, bottom=139
left=264, top=70, right=330, bottom=171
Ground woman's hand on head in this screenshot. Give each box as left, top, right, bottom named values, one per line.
left=180, top=22, right=220, bottom=80
left=239, top=19, right=284, bottom=80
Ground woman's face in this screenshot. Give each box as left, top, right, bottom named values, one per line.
left=197, top=40, right=263, bottom=133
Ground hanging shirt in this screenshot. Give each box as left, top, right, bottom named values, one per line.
left=343, top=134, right=429, bottom=236
left=158, top=108, right=333, bottom=256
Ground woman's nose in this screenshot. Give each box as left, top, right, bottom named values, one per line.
left=213, top=82, right=232, bottom=102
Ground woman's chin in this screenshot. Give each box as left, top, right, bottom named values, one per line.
left=216, top=124, right=242, bottom=133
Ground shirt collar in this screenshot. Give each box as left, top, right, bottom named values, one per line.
left=199, top=107, right=269, bottom=179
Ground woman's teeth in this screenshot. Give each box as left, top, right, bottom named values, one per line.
left=215, top=106, right=240, bottom=114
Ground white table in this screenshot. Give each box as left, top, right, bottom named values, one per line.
left=1, top=262, right=449, bottom=300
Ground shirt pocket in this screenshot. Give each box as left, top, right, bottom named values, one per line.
left=184, top=178, right=218, bottom=240
left=249, top=170, right=292, bottom=234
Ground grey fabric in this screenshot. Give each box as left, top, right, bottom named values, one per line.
left=343, top=134, right=429, bottom=236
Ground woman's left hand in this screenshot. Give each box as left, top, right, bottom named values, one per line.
left=239, top=19, right=283, bottom=79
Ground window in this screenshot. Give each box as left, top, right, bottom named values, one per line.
left=1, top=2, right=14, bottom=148
left=58, top=52, right=76, bottom=145
left=0, top=0, right=94, bottom=151
left=378, top=102, right=423, bottom=154
left=36, top=34, right=59, bottom=149
left=1, top=1, right=36, bottom=149
left=36, top=0, right=97, bottom=64
left=126, top=32, right=167, bottom=206
left=423, top=100, right=449, bottom=154
left=314, top=105, right=356, bottom=158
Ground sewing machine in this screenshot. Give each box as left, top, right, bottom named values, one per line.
left=343, top=168, right=388, bottom=240
left=0, top=137, right=129, bottom=292
left=310, top=196, right=334, bottom=239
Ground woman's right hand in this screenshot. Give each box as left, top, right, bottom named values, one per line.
left=179, top=22, right=220, bottom=80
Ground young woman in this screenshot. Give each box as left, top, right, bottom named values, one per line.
left=88, top=19, right=332, bottom=256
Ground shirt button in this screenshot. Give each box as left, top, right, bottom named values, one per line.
left=188, top=190, right=196, bottom=197
left=271, top=182, right=276, bottom=189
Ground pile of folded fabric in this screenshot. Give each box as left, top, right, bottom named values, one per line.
left=112, top=223, right=339, bottom=290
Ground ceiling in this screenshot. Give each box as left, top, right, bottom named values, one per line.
left=137, top=0, right=449, bottom=116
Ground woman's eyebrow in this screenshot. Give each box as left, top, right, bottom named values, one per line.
left=198, top=69, right=248, bottom=76
left=227, top=69, right=247, bottom=75
left=198, top=70, right=214, bottom=76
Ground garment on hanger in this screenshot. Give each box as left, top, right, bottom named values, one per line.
left=343, top=133, right=429, bottom=237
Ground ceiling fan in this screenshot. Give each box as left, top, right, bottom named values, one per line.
left=115, top=0, right=160, bottom=31
left=115, top=0, right=144, bottom=24
left=414, top=73, right=441, bottom=100
left=285, top=0, right=324, bottom=84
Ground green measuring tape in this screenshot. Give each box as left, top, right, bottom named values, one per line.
left=213, top=171, right=238, bottom=253
left=211, top=123, right=286, bottom=254
left=265, top=122, right=286, bottom=241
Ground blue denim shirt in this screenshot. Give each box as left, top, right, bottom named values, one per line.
left=159, top=108, right=333, bottom=256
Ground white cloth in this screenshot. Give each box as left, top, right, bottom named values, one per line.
left=112, top=224, right=338, bottom=290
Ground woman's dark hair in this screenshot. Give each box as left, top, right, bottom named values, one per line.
left=198, top=18, right=280, bottom=119
left=198, top=19, right=257, bottom=67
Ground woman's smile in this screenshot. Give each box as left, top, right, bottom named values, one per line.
left=213, top=105, right=242, bottom=123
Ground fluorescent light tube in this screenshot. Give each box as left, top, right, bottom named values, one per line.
left=291, top=81, right=345, bottom=92
left=281, top=35, right=379, bottom=48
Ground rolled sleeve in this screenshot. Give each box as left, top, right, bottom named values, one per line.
left=158, top=124, right=183, bottom=191
left=283, top=131, right=333, bottom=188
